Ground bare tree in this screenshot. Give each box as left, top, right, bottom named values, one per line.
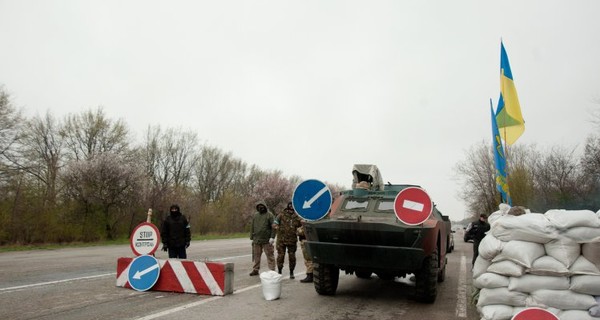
left=61, top=153, right=144, bottom=240
left=0, top=87, right=23, bottom=183
left=61, top=107, right=130, bottom=161
left=454, top=141, right=497, bottom=218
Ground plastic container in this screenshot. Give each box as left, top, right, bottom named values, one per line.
left=260, top=270, right=282, bottom=300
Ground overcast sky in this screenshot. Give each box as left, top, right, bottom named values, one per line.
left=1, top=1, right=599, bottom=221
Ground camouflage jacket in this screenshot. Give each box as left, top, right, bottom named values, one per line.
left=275, top=208, right=302, bottom=245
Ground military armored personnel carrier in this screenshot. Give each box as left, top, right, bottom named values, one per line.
left=304, top=164, right=451, bottom=303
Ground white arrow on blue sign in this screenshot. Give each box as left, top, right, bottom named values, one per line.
left=292, top=179, right=332, bottom=221
left=127, top=255, right=160, bottom=292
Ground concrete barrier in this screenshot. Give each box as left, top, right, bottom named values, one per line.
left=116, top=257, right=234, bottom=296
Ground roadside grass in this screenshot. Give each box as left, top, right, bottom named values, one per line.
left=0, top=232, right=248, bottom=253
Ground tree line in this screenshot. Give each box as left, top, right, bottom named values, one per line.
left=0, top=86, right=342, bottom=245
left=455, top=107, right=600, bottom=219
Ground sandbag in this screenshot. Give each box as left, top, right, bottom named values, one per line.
left=529, top=289, right=597, bottom=310
left=473, top=272, right=509, bottom=289
left=487, top=260, right=525, bottom=277
left=545, top=209, right=600, bottom=230
left=570, top=256, right=600, bottom=276
left=477, top=287, right=528, bottom=307
left=507, top=274, right=569, bottom=293
left=544, top=239, right=581, bottom=268
left=558, top=310, right=597, bottom=320
left=491, top=240, right=545, bottom=268
left=582, top=242, right=600, bottom=268
left=473, top=257, right=492, bottom=279
left=491, top=213, right=557, bottom=244
left=527, top=256, right=570, bottom=276
left=569, top=275, right=600, bottom=295
left=562, top=226, right=600, bottom=243
left=479, top=304, right=513, bottom=320
left=478, top=233, right=505, bottom=261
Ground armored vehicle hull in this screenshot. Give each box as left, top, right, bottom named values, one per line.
left=304, top=165, right=451, bottom=303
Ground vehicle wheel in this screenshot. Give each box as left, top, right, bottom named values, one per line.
left=415, top=247, right=439, bottom=303
left=355, top=271, right=372, bottom=279
left=437, top=256, right=446, bottom=283
left=313, top=263, right=339, bottom=295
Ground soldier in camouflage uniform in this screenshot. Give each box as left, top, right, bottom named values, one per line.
left=298, top=221, right=313, bottom=283
left=274, top=202, right=302, bottom=279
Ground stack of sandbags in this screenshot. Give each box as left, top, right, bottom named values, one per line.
left=473, top=206, right=600, bottom=320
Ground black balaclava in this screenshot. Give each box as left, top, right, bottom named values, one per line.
left=170, top=204, right=181, bottom=217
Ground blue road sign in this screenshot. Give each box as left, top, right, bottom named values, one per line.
left=127, top=255, right=160, bottom=292
left=292, top=179, right=332, bottom=221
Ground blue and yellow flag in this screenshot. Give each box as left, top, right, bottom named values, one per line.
left=491, top=99, right=512, bottom=205
left=496, top=41, right=525, bottom=145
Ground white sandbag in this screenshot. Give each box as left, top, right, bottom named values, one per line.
left=570, top=255, right=600, bottom=276
left=478, top=233, right=505, bottom=261
left=570, top=275, right=600, bottom=295
left=582, top=242, right=600, bottom=269
left=589, top=296, right=600, bottom=317
left=479, top=305, right=513, bottom=320
left=473, top=257, right=492, bottom=279
left=527, top=256, right=570, bottom=276
left=491, top=240, right=545, bottom=268
left=558, top=310, right=597, bottom=320
left=507, top=274, right=570, bottom=293
left=529, top=289, right=598, bottom=310
left=477, top=287, right=528, bottom=307
left=491, top=213, right=557, bottom=244
left=545, top=209, right=600, bottom=230
left=487, top=260, right=525, bottom=277
left=562, top=226, right=600, bottom=243
left=544, top=239, right=581, bottom=268
left=473, top=272, right=509, bottom=289
left=259, top=270, right=282, bottom=300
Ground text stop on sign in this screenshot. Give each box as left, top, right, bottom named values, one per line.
left=394, top=187, right=433, bottom=225
left=130, top=222, right=161, bottom=256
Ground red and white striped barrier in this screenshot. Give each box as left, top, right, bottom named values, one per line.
left=116, top=257, right=234, bottom=296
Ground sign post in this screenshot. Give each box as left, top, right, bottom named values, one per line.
left=130, top=222, right=161, bottom=256
left=292, top=179, right=332, bottom=221
left=393, top=186, right=433, bottom=225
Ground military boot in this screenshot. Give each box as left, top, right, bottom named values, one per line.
left=289, top=269, right=295, bottom=279
left=300, top=273, right=313, bottom=283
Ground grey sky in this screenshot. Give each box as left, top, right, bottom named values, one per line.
left=1, top=1, right=599, bottom=221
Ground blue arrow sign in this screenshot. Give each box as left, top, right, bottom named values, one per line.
left=292, top=179, right=332, bottom=221
left=128, top=255, right=160, bottom=291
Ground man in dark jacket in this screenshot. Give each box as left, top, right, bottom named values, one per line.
left=469, top=213, right=490, bottom=266
left=249, top=201, right=276, bottom=276
left=161, top=204, right=191, bottom=259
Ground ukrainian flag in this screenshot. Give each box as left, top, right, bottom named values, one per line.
left=496, top=41, right=525, bottom=145
left=491, top=99, right=512, bottom=205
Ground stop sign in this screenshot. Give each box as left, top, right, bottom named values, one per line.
left=512, top=308, right=559, bottom=320
left=394, top=187, right=432, bottom=225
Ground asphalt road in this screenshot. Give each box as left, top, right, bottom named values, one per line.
left=0, top=230, right=480, bottom=320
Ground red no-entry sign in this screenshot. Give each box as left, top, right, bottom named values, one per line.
left=512, top=308, right=559, bottom=320
left=394, top=187, right=433, bottom=225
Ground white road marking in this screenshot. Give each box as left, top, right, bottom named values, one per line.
left=455, top=254, right=468, bottom=318
left=0, top=273, right=115, bottom=292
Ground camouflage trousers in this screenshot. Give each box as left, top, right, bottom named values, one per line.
left=276, top=241, right=297, bottom=270
left=300, top=240, right=313, bottom=273
left=252, top=243, right=275, bottom=272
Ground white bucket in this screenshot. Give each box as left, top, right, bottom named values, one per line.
left=260, top=270, right=282, bottom=300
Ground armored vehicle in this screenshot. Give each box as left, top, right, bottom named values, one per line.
left=304, top=164, right=451, bottom=303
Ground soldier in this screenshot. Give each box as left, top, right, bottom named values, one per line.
left=469, top=213, right=490, bottom=266
left=298, top=221, right=313, bottom=283
left=249, top=201, right=276, bottom=276
left=274, top=202, right=302, bottom=279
